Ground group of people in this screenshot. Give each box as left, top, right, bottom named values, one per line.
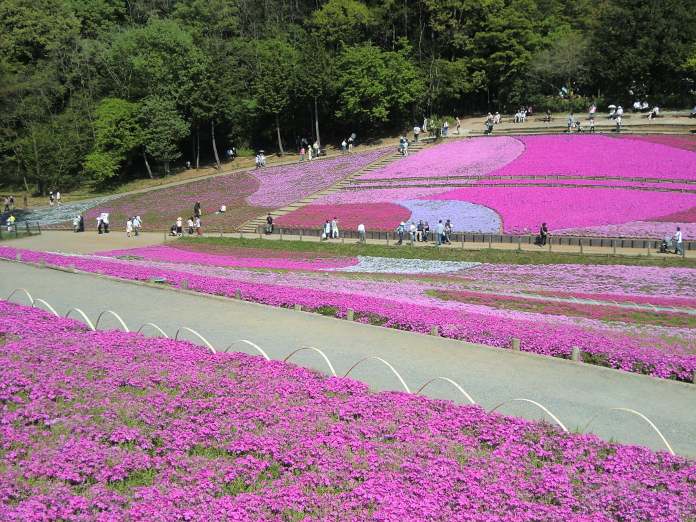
left=299, top=138, right=321, bottom=161
left=398, top=135, right=410, bottom=155
left=169, top=201, right=203, bottom=236
left=513, top=107, right=533, bottom=123
left=394, top=219, right=453, bottom=246
left=48, top=191, right=61, bottom=207
left=322, top=218, right=340, bottom=240
left=566, top=112, right=597, bottom=133
left=2, top=195, right=16, bottom=213
left=340, top=135, right=356, bottom=153
left=125, top=216, right=143, bottom=237
left=255, top=151, right=267, bottom=169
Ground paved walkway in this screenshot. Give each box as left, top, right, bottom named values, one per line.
left=1, top=261, right=694, bottom=456
left=5, top=230, right=166, bottom=254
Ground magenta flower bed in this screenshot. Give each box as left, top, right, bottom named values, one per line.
left=490, top=135, right=696, bottom=181
left=473, top=178, right=696, bottom=191
left=1, top=301, right=695, bottom=521
left=621, top=134, right=696, bottom=153
left=247, top=148, right=390, bottom=207
left=3, top=246, right=695, bottom=381
left=430, top=186, right=696, bottom=233
left=275, top=203, right=411, bottom=231
left=99, top=245, right=358, bottom=271
left=359, top=136, right=524, bottom=180
left=555, top=221, right=696, bottom=239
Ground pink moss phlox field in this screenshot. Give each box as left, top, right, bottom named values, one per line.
left=359, top=136, right=524, bottom=180
left=1, top=301, right=695, bottom=521
left=247, top=148, right=391, bottom=207
left=99, top=245, right=358, bottom=271
left=2, top=246, right=695, bottom=381
left=430, top=186, right=696, bottom=233
left=275, top=203, right=411, bottom=230
left=555, top=221, right=696, bottom=239
left=472, top=178, right=696, bottom=191
left=620, top=134, right=696, bottom=153
left=490, top=135, right=696, bottom=181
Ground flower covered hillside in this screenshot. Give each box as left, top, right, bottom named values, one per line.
left=1, top=301, right=695, bottom=521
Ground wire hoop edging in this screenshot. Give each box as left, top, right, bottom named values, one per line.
left=283, top=346, right=337, bottom=377
left=64, top=308, right=96, bottom=331
left=490, top=398, right=568, bottom=432
left=6, top=288, right=34, bottom=305
left=174, top=327, right=216, bottom=354
left=32, top=298, right=59, bottom=317
left=95, top=310, right=130, bottom=332
left=415, top=377, right=476, bottom=405
left=136, top=323, right=169, bottom=338
left=582, top=407, right=675, bottom=456
left=224, top=339, right=271, bottom=360
left=343, top=356, right=410, bottom=393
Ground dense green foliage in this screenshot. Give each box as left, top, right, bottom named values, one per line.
left=1, top=0, right=694, bottom=193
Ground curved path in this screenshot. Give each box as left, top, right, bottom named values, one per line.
left=1, top=261, right=694, bottom=457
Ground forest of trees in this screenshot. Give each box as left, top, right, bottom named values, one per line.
left=1, top=0, right=695, bottom=193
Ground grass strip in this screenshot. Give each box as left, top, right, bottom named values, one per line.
left=180, top=236, right=696, bottom=268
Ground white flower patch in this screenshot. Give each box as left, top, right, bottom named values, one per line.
left=335, top=256, right=480, bottom=274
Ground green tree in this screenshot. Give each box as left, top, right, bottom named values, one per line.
left=309, top=0, right=373, bottom=49
left=252, top=39, right=300, bottom=155
left=335, top=43, right=424, bottom=127
left=529, top=30, right=589, bottom=97
left=138, top=96, right=189, bottom=176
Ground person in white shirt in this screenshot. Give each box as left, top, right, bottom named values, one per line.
left=413, top=125, right=420, bottom=142
left=409, top=222, right=416, bottom=242
left=674, top=227, right=683, bottom=255
left=126, top=218, right=133, bottom=237
left=331, top=217, right=339, bottom=239
left=187, top=217, right=194, bottom=234
left=176, top=216, right=183, bottom=236
left=132, top=215, right=142, bottom=236
left=357, top=223, right=366, bottom=243
left=55, top=191, right=61, bottom=205
left=194, top=216, right=202, bottom=235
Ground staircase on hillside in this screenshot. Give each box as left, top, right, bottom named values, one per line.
left=239, top=140, right=432, bottom=233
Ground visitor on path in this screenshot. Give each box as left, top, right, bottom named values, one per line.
left=674, top=226, right=683, bottom=255
left=176, top=216, right=183, bottom=236
left=413, top=125, right=421, bottom=142
left=615, top=114, right=622, bottom=132
left=567, top=113, right=574, bottom=132
left=322, top=220, right=331, bottom=240
left=494, top=112, right=501, bottom=125
left=589, top=103, right=597, bottom=119
left=436, top=220, right=445, bottom=246
left=265, top=213, right=274, bottom=234
left=97, top=212, right=109, bottom=234
left=456, top=117, right=461, bottom=134
left=72, top=215, right=80, bottom=233
left=194, top=216, right=202, bottom=235
left=218, top=204, right=226, bottom=214
left=187, top=217, right=194, bottom=235
left=423, top=221, right=430, bottom=242
left=49, top=192, right=54, bottom=207
left=78, top=215, right=84, bottom=232
left=132, top=215, right=141, bottom=236
left=416, top=220, right=424, bottom=242
left=313, top=141, right=320, bottom=158
left=300, top=147, right=305, bottom=162
left=55, top=191, right=61, bottom=206
left=255, top=152, right=266, bottom=168
left=126, top=218, right=133, bottom=238
left=186, top=160, right=191, bottom=169
left=341, top=139, right=347, bottom=153
left=6, top=214, right=15, bottom=232
left=3, top=196, right=9, bottom=213
left=358, top=223, right=366, bottom=243
left=444, top=219, right=453, bottom=243
left=690, top=106, right=696, bottom=118
left=537, top=223, right=549, bottom=246
left=589, top=116, right=596, bottom=133
left=648, top=106, right=660, bottom=120
left=331, top=217, right=339, bottom=239
left=347, top=135, right=354, bottom=153
left=442, top=120, right=449, bottom=136
left=409, top=222, right=417, bottom=242
left=423, top=117, right=428, bottom=133
left=395, top=222, right=405, bottom=245
left=9, top=195, right=14, bottom=210
left=616, top=105, right=624, bottom=118
left=194, top=201, right=201, bottom=219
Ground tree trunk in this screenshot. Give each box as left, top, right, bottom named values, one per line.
left=23, top=176, right=30, bottom=193
left=275, top=114, right=284, bottom=155
left=211, top=120, right=221, bottom=169
left=164, top=161, right=170, bottom=176
left=30, top=129, right=42, bottom=194
left=142, top=151, right=153, bottom=179
left=314, top=96, right=321, bottom=148
left=196, top=128, right=200, bottom=169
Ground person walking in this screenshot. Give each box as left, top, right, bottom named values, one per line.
left=538, top=223, right=549, bottom=246
left=674, top=226, right=683, bottom=255
left=126, top=218, right=133, bottom=238
left=347, top=136, right=354, bottom=153
left=409, top=222, right=416, bottom=242
left=456, top=116, right=461, bottom=134
left=176, top=216, right=183, bottom=236
left=444, top=219, right=453, bottom=244
left=436, top=220, right=445, bottom=246
left=194, top=201, right=201, bottom=219
left=395, top=221, right=405, bottom=245
left=331, top=217, right=339, bottom=239
left=101, top=212, right=110, bottom=233
left=132, top=215, right=142, bottom=236
left=49, top=192, right=55, bottom=207
left=589, top=116, right=596, bottom=133
left=341, top=139, right=347, bottom=153
left=442, top=120, right=449, bottom=136
left=187, top=216, right=194, bottom=235
left=300, top=147, right=306, bottom=162
left=194, top=216, right=202, bottom=235
left=6, top=214, right=16, bottom=232
left=413, top=125, right=421, bottom=142
left=55, top=191, right=61, bottom=206
left=3, top=196, right=9, bottom=213
left=313, top=141, right=319, bottom=159
left=323, top=220, right=331, bottom=240
left=9, top=195, right=14, bottom=211
left=567, top=113, right=574, bottom=133
left=357, top=223, right=366, bottom=243
left=265, top=213, right=274, bottom=234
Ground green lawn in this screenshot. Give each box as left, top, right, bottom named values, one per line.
left=180, top=237, right=696, bottom=268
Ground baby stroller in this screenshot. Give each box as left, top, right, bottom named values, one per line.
left=659, top=236, right=673, bottom=254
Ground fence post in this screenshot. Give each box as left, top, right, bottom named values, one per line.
left=346, top=309, right=354, bottom=321
left=571, top=346, right=582, bottom=362
left=386, top=232, right=389, bottom=246
left=280, top=228, right=283, bottom=241
left=517, top=236, right=521, bottom=251
left=612, top=240, right=616, bottom=255
left=299, top=229, right=303, bottom=241
left=579, top=239, right=583, bottom=255
left=511, top=338, right=521, bottom=351
left=488, top=235, right=492, bottom=249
